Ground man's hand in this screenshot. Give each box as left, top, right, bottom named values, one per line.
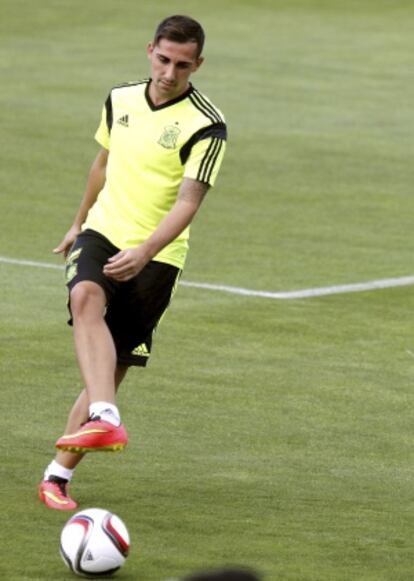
left=103, top=247, right=151, bottom=282
left=53, top=225, right=81, bottom=258
left=103, top=178, right=208, bottom=282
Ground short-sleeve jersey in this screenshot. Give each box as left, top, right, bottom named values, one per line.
left=83, top=79, right=227, bottom=269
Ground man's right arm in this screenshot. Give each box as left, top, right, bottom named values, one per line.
left=53, top=148, right=108, bottom=257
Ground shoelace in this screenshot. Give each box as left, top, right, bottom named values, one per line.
left=80, top=414, right=101, bottom=427
left=47, top=475, right=69, bottom=496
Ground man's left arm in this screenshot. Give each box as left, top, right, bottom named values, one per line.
left=103, top=178, right=208, bottom=281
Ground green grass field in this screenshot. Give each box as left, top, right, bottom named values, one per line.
left=1, top=1, right=413, bottom=579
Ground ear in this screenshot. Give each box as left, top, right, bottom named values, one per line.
left=147, top=42, right=154, bottom=60
left=193, top=56, right=204, bottom=72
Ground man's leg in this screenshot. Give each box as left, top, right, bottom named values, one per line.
left=55, top=389, right=89, bottom=470
left=55, top=364, right=129, bottom=469
left=70, top=280, right=117, bottom=404
left=55, top=281, right=129, bottom=453
left=39, top=364, right=128, bottom=510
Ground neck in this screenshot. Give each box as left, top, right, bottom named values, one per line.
left=148, top=80, right=190, bottom=106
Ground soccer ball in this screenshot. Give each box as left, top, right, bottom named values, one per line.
left=60, top=508, right=130, bottom=577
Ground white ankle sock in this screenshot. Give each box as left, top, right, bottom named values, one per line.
left=44, top=460, right=74, bottom=482
left=89, top=401, right=121, bottom=426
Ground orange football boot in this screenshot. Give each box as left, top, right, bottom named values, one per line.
left=55, top=416, right=128, bottom=453
left=39, top=477, right=78, bottom=511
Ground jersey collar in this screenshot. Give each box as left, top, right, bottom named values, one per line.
left=145, top=80, right=194, bottom=111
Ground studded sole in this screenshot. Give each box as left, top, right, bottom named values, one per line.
left=56, top=443, right=126, bottom=453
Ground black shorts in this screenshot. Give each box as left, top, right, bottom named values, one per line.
left=65, top=229, right=180, bottom=367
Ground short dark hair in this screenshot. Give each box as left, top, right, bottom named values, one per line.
left=154, top=15, right=205, bottom=58
left=182, top=567, right=261, bottom=581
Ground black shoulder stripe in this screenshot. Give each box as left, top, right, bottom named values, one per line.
left=197, top=137, right=224, bottom=183
left=180, top=122, right=227, bottom=165
left=105, top=94, right=113, bottom=134
left=193, top=89, right=225, bottom=122
left=189, top=91, right=223, bottom=124
left=197, top=137, right=222, bottom=183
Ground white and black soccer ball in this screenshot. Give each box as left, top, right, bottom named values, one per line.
left=60, top=508, right=130, bottom=577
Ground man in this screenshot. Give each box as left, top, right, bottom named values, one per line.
left=39, top=14, right=227, bottom=511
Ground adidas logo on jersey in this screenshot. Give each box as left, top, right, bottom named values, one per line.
left=117, top=114, right=129, bottom=127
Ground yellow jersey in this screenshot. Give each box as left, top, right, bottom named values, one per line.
left=83, top=79, right=227, bottom=269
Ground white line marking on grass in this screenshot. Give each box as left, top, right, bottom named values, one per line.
left=0, top=256, right=63, bottom=270
left=180, top=277, right=414, bottom=299
left=1, top=254, right=414, bottom=300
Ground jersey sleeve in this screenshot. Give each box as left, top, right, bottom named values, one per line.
left=183, top=136, right=226, bottom=187
left=94, top=104, right=110, bottom=149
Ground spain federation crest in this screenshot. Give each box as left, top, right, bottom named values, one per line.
left=158, top=124, right=181, bottom=149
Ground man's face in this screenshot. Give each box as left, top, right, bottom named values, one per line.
left=147, top=38, right=203, bottom=102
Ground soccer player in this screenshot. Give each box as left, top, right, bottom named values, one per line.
left=39, top=14, right=227, bottom=510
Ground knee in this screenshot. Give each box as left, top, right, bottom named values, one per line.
left=70, top=282, right=106, bottom=321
